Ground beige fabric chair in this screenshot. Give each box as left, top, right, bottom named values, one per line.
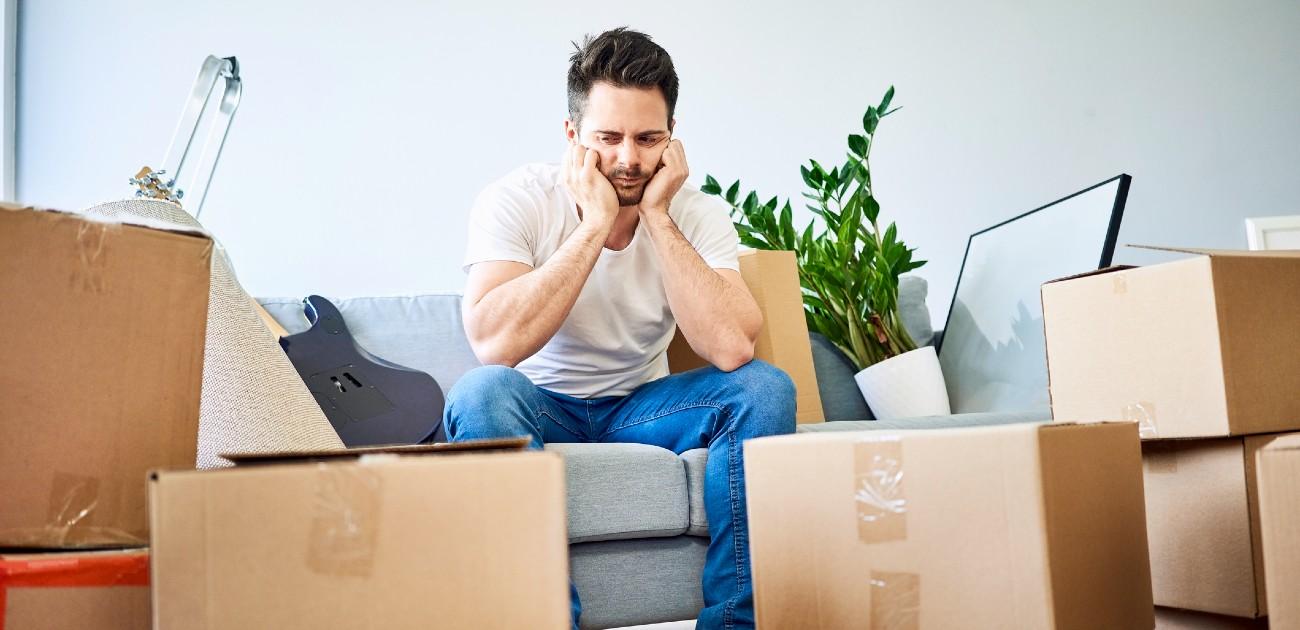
left=83, top=199, right=343, bottom=468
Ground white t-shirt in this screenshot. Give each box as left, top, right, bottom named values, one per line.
left=463, top=162, right=740, bottom=398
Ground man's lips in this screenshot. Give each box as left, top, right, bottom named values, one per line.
left=613, top=176, right=643, bottom=187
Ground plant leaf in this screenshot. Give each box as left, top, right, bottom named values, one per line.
left=702, top=175, right=722, bottom=195
left=848, top=134, right=868, bottom=157
left=725, top=180, right=740, bottom=205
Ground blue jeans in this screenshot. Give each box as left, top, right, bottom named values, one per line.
left=443, top=360, right=796, bottom=630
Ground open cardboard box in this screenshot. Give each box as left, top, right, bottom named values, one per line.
left=744, top=421, right=1154, bottom=629
left=1043, top=246, right=1300, bottom=440
left=0, top=204, right=210, bottom=548
left=149, top=437, right=570, bottom=629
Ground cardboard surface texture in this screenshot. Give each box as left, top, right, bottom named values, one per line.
left=1042, top=247, right=1300, bottom=439
left=744, top=421, right=1153, bottom=629
left=667, top=249, right=824, bottom=423
left=0, top=204, right=211, bottom=548
left=1256, top=433, right=1300, bottom=630
left=0, top=548, right=150, bottom=630
left=1141, top=436, right=1282, bottom=617
left=150, top=447, right=570, bottom=629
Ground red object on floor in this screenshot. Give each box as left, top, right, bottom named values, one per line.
left=0, top=550, right=149, bottom=628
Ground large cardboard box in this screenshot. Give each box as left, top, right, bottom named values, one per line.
left=1141, top=435, right=1286, bottom=617
left=0, top=548, right=150, bottom=630
left=745, top=421, right=1153, bottom=629
left=1042, top=247, right=1300, bottom=439
left=668, top=249, right=824, bottom=423
left=150, top=445, right=569, bottom=629
left=1256, top=433, right=1300, bottom=630
left=0, top=204, right=211, bottom=548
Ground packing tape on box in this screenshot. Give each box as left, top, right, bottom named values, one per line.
left=74, top=220, right=111, bottom=293
left=870, top=570, right=921, bottom=630
left=854, top=438, right=907, bottom=544
left=0, top=473, right=140, bottom=548
left=1122, top=401, right=1159, bottom=439
left=307, top=463, right=381, bottom=578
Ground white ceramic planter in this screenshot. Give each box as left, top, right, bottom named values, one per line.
left=854, top=346, right=951, bottom=420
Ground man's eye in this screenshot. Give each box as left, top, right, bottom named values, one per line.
left=599, top=136, right=619, bottom=145
left=638, top=137, right=660, bottom=146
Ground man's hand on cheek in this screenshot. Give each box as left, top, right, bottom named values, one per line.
left=639, top=139, right=688, bottom=216
left=563, top=142, right=619, bottom=228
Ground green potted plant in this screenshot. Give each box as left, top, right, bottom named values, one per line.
left=701, top=87, right=950, bottom=419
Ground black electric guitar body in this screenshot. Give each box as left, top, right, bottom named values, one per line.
left=278, top=296, right=446, bottom=446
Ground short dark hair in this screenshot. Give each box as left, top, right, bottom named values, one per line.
left=567, top=27, right=679, bottom=128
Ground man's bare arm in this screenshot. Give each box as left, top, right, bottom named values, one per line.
left=462, top=145, right=618, bottom=367
left=639, top=139, right=762, bottom=371
left=644, top=214, right=762, bottom=371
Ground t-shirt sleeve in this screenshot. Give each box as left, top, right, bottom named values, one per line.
left=678, top=193, right=740, bottom=272
left=462, top=181, right=538, bottom=273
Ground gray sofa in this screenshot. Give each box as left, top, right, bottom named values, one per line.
left=259, top=277, right=1045, bottom=629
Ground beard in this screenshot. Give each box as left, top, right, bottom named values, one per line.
left=606, top=165, right=647, bottom=207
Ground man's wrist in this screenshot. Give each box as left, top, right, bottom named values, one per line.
left=641, top=209, right=676, bottom=230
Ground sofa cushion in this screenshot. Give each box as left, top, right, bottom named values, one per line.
left=570, top=537, right=707, bottom=630
left=681, top=448, right=709, bottom=537
left=258, top=294, right=482, bottom=391
left=547, top=443, right=689, bottom=543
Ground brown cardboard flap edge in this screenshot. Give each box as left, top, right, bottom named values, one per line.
left=220, top=436, right=531, bottom=465
left=1042, top=265, right=1137, bottom=285
left=0, top=200, right=210, bottom=239
left=1124, top=244, right=1300, bottom=258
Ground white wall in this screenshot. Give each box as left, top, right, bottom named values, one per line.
left=18, top=0, right=1300, bottom=326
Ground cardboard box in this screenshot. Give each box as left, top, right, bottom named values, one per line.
left=1154, top=606, right=1268, bottom=629
left=1141, top=436, right=1284, bottom=617
left=745, top=421, right=1153, bottom=629
left=0, top=204, right=211, bottom=548
left=150, top=444, right=569, bottom=629
left=0, top=548, right=150, bottom=630
left=1042, top=247, right=1300, bottom=439
left=1256, top=433, right=1300, bottom=630
left=668, top=249, right=824, bottom=423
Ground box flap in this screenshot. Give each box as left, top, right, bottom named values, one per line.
left=0, top=201, right=209, bottom=239
left=220, top=436, right=531, bottom=465
left=1042, top=265, right=1138, bottom=285
left=1126, top=244, right=1300, bottom=258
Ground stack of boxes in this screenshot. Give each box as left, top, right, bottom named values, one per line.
left=2, top=204, right=572, bottom=629
left=1, top=203, right=211, bottom=629
left=1043, top=247, right=1300, bottom=627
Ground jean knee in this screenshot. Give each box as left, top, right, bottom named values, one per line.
left=729, top=360, right=797, bottom=437
left=444, top=365, right=537, bottom=436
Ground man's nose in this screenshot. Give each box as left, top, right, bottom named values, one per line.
left=616, top=139, right=641, bottom=171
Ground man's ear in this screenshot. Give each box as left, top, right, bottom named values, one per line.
left=669, top=119, right=676, bottom=136
left=564, top=119, right=579, bottom=145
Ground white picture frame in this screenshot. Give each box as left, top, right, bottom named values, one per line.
left=1245, top=215, right=1300, bottom=251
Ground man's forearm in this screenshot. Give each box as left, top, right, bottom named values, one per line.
left=468, top=222, right=609, bottom=366
left=643, top=213, right=762, bottom=371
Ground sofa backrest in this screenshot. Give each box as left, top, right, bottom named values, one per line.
left=258, top=294, right=482, bottom=392
left=257, top=275, right=935, bottom=397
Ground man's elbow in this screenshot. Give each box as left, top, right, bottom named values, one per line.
left=467, top=336, right=521, bottom=368
left=712, top=340, right=756, bottom=373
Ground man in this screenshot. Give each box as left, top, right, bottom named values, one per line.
left=446, top=27, right=795, bottom=630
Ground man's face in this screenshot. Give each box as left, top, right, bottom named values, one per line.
left=566, top=82, right=673, bottom=207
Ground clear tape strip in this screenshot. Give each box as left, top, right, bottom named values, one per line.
left=855, top=438, right=907, bottom=545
